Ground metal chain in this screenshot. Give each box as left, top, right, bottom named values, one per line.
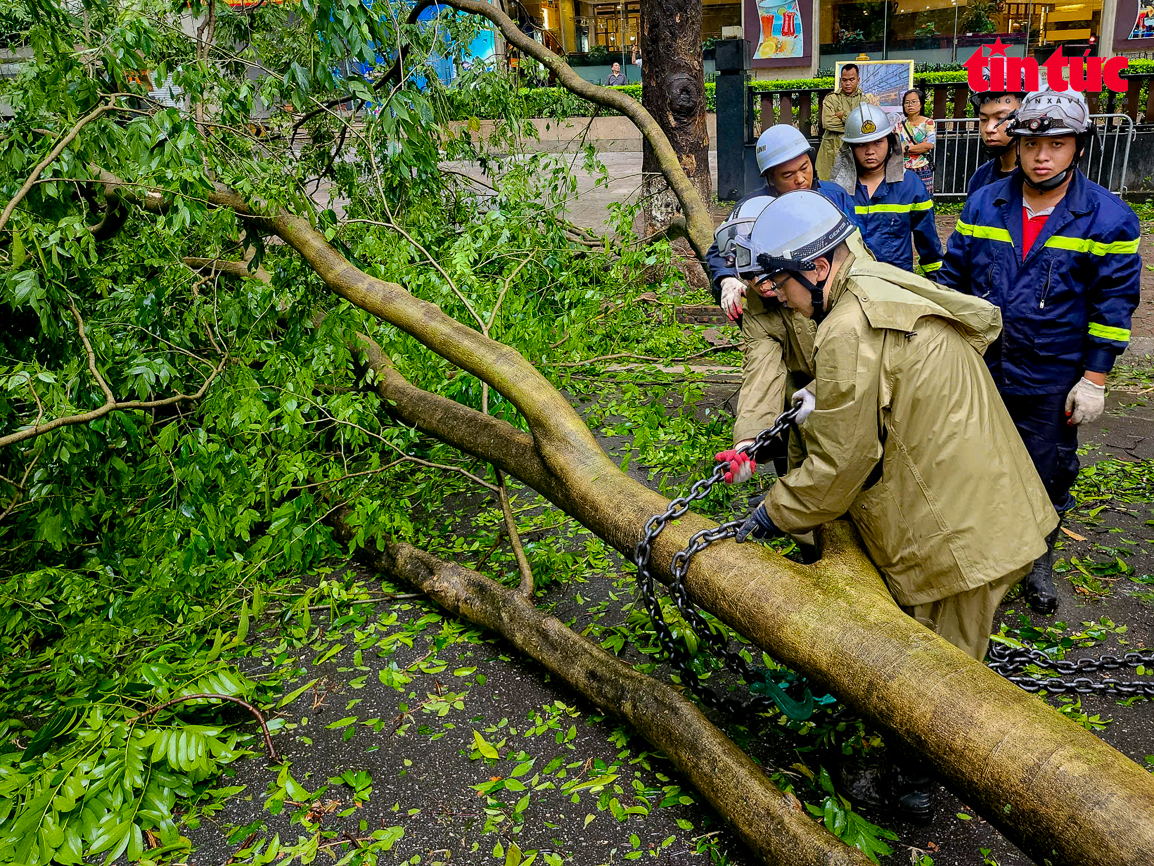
left=633, top=404, right=1154, bottom=712
left=631, top=407, right=810, bottom=717
left=986, top=643, right=1154, bottom=697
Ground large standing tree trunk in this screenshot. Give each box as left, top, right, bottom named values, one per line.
left=638, top=0, right=711, bottom=241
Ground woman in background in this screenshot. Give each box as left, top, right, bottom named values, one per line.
left=898, top=88, right=936, bottom=195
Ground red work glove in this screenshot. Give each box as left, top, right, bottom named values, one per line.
left=715, top=449, right=756, bottom=484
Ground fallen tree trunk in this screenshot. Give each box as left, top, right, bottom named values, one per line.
left=93, top=162, right=1154, bottom=866
left=352, top=314, right=1154, bottom=866
left=328, top=509, right=871, bottom=866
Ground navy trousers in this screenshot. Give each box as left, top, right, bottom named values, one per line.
left=1001, top=391, right=1079, bottom=514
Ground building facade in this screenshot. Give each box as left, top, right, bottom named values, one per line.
left=525, top=0, right=1124, bottom=82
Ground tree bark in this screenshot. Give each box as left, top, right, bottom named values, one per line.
left=638, top=0, right=711, bottom=239
left=93, top=157, right=1154, bottom=866
left=326, top=508, right=870, bottom=866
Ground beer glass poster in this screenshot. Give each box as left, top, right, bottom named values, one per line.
left=754, top=1, right=803, bottom=60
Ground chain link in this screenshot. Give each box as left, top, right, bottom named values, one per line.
left=631, top=407, right=813, bottom=717
left=633, top=406, right=1154, bottom=713
left=986, top=643, right=1154, bottom=697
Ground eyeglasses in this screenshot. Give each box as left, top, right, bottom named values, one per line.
left=756, top=272, right=790, bottom=294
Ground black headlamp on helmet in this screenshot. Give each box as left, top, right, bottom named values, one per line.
left=1020, top=115, right=1061, bottom=135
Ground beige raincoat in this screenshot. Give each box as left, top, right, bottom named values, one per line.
left=763, top=253, right=1058, bottom=655
left=816, top=88, right=869, bottom=180
left=734, top=232, right=875, bottom=446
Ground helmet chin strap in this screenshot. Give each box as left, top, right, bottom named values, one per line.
left=1022, top=163, right=1075, bottom=192
left=985, top=139, right=1015, bottom=160
left=1018, top=144, right=1083, bottom=193
left=792, top=271, right=830, bottom=325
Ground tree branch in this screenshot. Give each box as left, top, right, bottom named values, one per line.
left=0, top=98, right=123, bottom=237
left=409, top=0, right=714, bottom=258
left=332, top=514, right=871, bottom=866
left=0, top=308, right=228, bottom=450
left=128, top=693, right=279, bottom=764
left=0, top=453, right=41, bottom=523
left=495, top=468, right=534, bottom=597
left=70, top=299, right=115, bottom=404
left=183, top=255, right=272, bottom=285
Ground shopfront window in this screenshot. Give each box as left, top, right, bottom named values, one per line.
left=818, top=1, right=1100, bottom=67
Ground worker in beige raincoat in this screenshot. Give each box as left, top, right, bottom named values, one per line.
left=709, top=191, right=874, bottom=489
left=815, top=64, right=873, bottom=180
left=720, top=190, right=1059, bottom=820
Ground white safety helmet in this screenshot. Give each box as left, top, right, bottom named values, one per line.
left=732, top=190, right=855, bottom=324
left=841, top=104, right=895, bottom=145
left=755, top=125, right=812, bottom=176
left=1010, top=89, right=1091, bottom=137
left=713, top=195, right=775, bottom=258
left=1010, top=89, right=1092, bottom=191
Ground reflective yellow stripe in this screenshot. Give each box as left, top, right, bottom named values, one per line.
left=955, top=220, right=1013, bottom=244
left=1044, top=235, right=1141, bottom=256
left=920, top=260, right=942, bottom=272
left=855, top=203, right=919, bottom=214
left=1088, top=322, right=1131, bottom=342
left=910, top=199, right=934, bottom=211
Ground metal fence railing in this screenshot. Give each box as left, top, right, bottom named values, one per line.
left=933, top=114, right=1134, bottom=200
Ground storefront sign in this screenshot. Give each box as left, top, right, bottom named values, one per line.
left=1115, top=2, right=1154, bottom=52
left=743, top=0, right=812, bottom=68
left=966, top=39, right=1129, bottom=94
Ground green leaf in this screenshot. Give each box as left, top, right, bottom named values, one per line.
left=11, top=230, right=25, bottom=268
left=236, top=599, right=250, bottom=644
left=278, top=678, right=320, bottom=709
left=472, top=729, right=499, bottom=760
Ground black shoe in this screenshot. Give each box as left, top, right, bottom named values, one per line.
left=891, top=764, right=935, bottom=825
left=834, top=763, right=887, bottom=811
left=835, top=761, right=936, bottom=824
left=1024, top=526, right=1060, bottom=616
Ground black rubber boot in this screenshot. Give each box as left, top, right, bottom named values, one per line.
left=1024, top=525, right=1060, bottom=615
left=836, top=756, right=936, bottom=823
left=890, top=757, right=935, bottom=825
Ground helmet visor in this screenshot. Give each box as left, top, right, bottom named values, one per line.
left=718, top=218, right=759, bottom=258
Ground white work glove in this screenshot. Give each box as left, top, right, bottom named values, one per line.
left=1064, top=377, right=1105, bottom=426
left=720, top=277, right=745, bottom=322
left=791, top=387, right=816, bottom=425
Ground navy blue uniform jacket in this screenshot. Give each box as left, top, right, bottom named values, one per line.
left=938, top=170, right=1140, bottom=395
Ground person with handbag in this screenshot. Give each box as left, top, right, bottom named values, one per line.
left=897, top=88, right=936, bottom=195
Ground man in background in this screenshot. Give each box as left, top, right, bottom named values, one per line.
left=816, top=65, right=870, bottom=180
left=606, top=62, right=627, bottom=86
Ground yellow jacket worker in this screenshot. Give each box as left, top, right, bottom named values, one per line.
left=732, top=190, right=1057, bottom=651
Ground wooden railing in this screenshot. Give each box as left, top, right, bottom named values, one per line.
left=754, top=72, right=1154, bottom=137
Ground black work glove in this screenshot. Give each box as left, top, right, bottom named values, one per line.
left=735, top=504, right=783, bottom=544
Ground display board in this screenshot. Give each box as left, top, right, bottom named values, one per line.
left=835, top=59, right=915, bottom=127
left=1115, top=2, right=1154, bottom=52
